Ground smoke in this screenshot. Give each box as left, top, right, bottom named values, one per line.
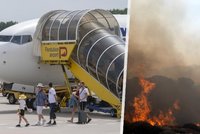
left=127, top=0, right=200, bottom=83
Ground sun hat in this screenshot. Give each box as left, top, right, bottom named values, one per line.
left=37, top=83, right=44, bottom=87
left=19, top=94, right=27, bottom=100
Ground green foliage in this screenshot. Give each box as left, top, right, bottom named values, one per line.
left=109, top=8, right=127, bottom=14
left=0, top=21, right=17, bottom=31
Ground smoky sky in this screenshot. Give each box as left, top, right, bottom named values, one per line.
left=127, top=0, right=200, bottom=83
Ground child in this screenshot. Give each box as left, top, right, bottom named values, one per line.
left=16, top=94, right=30, bottom=127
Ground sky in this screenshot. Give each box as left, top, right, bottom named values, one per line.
left=0, top=0, right=127, bottom=22
left=183, top=0, right=200, bottom=32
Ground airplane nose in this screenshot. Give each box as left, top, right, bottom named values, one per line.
left=0, top=42, right=8, bottom=52
left=0, top=42, right=9, bottom=46
left=0, top=42, right=8, bottom=82
left=0, top=42, right=9, bottom=64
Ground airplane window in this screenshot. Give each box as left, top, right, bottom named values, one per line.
left=22, top=35, right=32, bottom=44
left=11, top=36, right=21, bottom=44
left=0, top=35, right=12, bottom=42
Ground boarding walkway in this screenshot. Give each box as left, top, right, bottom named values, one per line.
left=33, top=9, right=125, bottom=117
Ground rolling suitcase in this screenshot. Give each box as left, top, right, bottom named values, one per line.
left=78, top=110, right=87, bottom=124
left=78, top=102, right=87, bottom=124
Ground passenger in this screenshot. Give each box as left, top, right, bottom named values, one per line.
left=16, top=94, right=30, bottom=127
left=35, top=83, right=47, bottom=126
left=78, top=82, right=92, bottom=123
left=68, top=86, right=79, bottom=123
left=46, top=82, right=57, bottom=125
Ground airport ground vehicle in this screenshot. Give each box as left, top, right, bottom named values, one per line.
left=87, top=98, right=118, bottom=117
left=2, top=82, right=72, bottom=110
left=0, top=83, right=3, bottom=94
left=1, top=89, right=8, bottom=97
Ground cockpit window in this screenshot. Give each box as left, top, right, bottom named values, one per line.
left=0, top=35, right=32, bottom=44
left=10, top=35, right=32, bottom=45
left=0, top=35, right=12, bottom=42
left=22, top=35, right=32, bottom=44
left=11, top=36, right=21, bottom=44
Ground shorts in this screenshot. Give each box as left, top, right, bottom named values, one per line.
left=19, top=109, right=25, bottom=116
left=69, top=97, right=78, bottom=108
left=37, top=106, right=43, bottom=115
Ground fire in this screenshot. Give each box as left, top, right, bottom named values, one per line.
left=133, top=78, right=155, bottom=122
left=132, top=77, right=179, bottom=126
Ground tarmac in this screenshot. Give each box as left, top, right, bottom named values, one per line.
left=0, top=93, right=121, bottom=134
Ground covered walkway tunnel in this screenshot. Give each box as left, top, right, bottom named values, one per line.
left=34, top=9, right=125, bottom=100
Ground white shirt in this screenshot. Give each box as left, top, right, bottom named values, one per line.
left=79, top=87, right=89, bottom=102
left=48, top=87, right=56, bottom=103
left=18, top=99, right=26, bottom=110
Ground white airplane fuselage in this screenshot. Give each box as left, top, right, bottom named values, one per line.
left=0, top=15, right=127, bottom=86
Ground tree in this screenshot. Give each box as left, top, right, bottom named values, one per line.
left=0, top=21, right=17, bottom=31
left=109, top=8, right=127, bottom=14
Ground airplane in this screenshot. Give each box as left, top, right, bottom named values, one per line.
left=0, top=11, right=128, bottom=90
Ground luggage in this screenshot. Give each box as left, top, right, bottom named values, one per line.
left=78, top=110, right=87, bottom=124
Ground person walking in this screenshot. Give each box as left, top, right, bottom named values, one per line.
left=16, top=94, right=30, bottom=127
left=35, top=83, right=47, bottom=126
left=68, top=86, right=79, bottom=123
left=47, top=82, right=57, bottom=125
left=78, top=82, right=92, bottom=123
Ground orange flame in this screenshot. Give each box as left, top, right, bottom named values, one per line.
left=132, top=77, right=179, bottom=126
left=132, top=78, right=155, bottom=122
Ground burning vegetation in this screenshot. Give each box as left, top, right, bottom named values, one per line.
left=126, top=77, right=180, bottom=126
left=124, top=76, right=200, bottom=134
